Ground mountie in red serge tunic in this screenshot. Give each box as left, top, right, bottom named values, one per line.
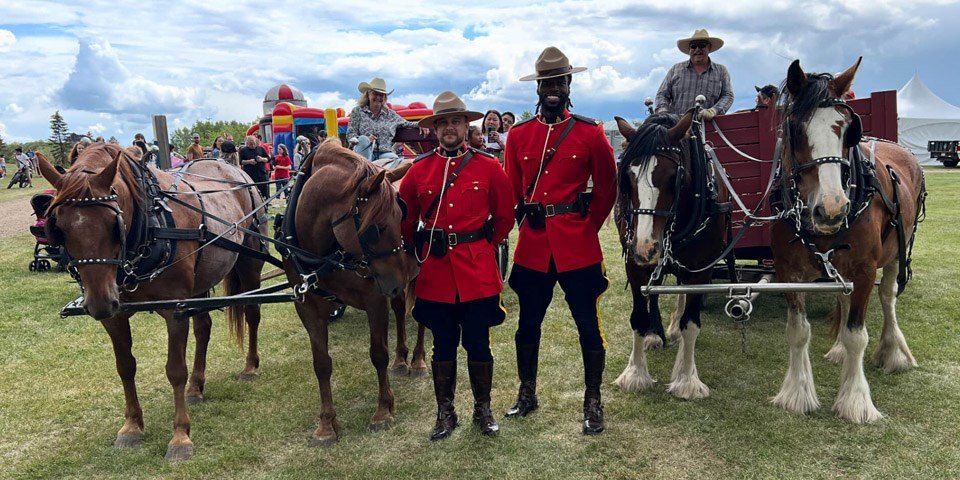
left=504, top=111, right=617, bottom=273
left=399, top=146, right=515, bottom=304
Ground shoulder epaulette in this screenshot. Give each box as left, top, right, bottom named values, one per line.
left=412, top=150, right=435, bottom=163
left=571, top=113, right=601, bottom=125
left=512, top=116, right=537, bottom=128
left=468, top=147, right=496, bottom=158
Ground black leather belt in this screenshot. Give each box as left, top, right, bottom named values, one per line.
left=544, top=201, right=578, bottom=217
left=447, top=228, right=486, bottom=246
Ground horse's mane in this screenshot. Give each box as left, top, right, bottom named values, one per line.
left=617, top=112, right=682, bottom=206
left=52, top=143, right=143, bottom=210
left=779, top=72, right=834, bottom=157
left=313, top=139, right=397, bottom=232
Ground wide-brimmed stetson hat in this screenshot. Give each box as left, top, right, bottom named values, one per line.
left=418, top=91, right=484, bottom=128
left=519, top=46, right=588, bottom=82
left=358, top=77, right=394, bottom=96
left=677, top=29, right=724, bottom=54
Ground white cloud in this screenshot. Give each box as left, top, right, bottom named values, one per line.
left=56, top=39, right=198, bottom=116
left=5, top=103, right=24, bottom=115
left=87, top=123, right=105, bottom=134
left=0, top=29, right=15, bottom=52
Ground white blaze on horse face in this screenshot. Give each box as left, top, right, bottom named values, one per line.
left=630, top=156, right=660, bottom=264
left=805, top=108, right=850, bottom=224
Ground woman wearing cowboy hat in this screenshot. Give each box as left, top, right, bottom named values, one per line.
left=399, top=91, right=514, bottom=441
left=346, top=77, right=429, bottom=168
left=655, top=29, right=735, bottom=120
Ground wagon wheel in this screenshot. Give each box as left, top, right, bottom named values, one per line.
left=29, top=260, right=38, bottom=271
left=39, top=259, right=51, bottom=272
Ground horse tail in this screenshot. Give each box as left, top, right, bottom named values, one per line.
left=224, top=269, right=246, bottom=350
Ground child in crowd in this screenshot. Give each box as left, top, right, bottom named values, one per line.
left=273, top=143, right=292, bottom=203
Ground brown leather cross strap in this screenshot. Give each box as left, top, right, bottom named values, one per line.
left=524, top=118, right=577, bottom=200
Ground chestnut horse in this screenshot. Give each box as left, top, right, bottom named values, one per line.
left=36, top=143, right=266, bottom=460
left=770, top=58, right=925, bottom=423
left=281, top=138, right=419, bottom=446
left=611, top=111, right=731, bottom=400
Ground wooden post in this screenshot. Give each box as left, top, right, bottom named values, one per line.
left=153, top=115, right=171, bottom=170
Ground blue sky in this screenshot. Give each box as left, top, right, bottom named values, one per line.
left=1, top=0, right=958, bottom=142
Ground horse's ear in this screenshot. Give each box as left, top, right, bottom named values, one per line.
left=667, top=110, right=694, bottom=143
left=68, top=143, right=81, bottom=165
left=386, top=161, right=413, bottom=183
left=831, top=56, right=862, bottom=99
left=93, top=151, right=122, bottom=190
left=35, top=151, right=64, bottom=188
left=361, top=169, right=388, bottom=196
left=786, top=59, right=807, bottom=97
left=615, top=116, right=637, bottom=142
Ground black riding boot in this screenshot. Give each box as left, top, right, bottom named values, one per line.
left=582, top=350, right=605, bottom=435
left=468, top=360, right=499, bottom=436
left=505, top=343, right=539, bottom=418
left=430, top=361, right=458, bottom=441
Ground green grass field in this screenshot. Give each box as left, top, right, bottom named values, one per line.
left=1, top=168, right=958, bottom=479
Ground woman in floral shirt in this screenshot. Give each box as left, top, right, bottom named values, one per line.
left=346, top=77, right=428, bottom=168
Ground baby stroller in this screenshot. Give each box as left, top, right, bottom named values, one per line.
left=29, top=189, right=69, bottom=272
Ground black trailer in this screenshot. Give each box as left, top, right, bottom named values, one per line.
left=928, top=140, right=960, bottom=167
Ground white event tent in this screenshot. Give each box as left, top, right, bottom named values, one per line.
left=896, top=74, right=960, bottom=164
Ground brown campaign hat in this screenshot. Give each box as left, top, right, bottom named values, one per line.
left=519, top=46, right=588, bottom=82
left=677, top=29, right=725, bottom=54
left=418, top=91, right=485, bottom=128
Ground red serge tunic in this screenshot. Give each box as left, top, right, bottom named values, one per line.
left=399, top=147, right=515, bottom=303
left=504, top=112, right=617, bottom=273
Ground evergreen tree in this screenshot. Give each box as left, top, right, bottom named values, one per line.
left=48, top=111, right=70, bottom=166
left=0, top=133, right=8, bottom=159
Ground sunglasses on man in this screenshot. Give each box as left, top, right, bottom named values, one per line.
left=689, top=42, right=710, bottom=50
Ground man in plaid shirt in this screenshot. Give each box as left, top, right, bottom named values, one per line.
left=655, top=29, right=734, bottom=121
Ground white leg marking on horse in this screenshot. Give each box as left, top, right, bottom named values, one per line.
left=665, top=294, right=684, bottom=342
left=642, top=332, right=663, bottom=351
left=614, top=331, right=657, bottom=391
left=872, top=262, right=917, bottom=373
left=824, top=296, right=848, bottom=364
left=773, top=305, right=819, bottom=414
left=834, top=325, right=883, bottom=423
left=667, top=323, right=709, bottom=400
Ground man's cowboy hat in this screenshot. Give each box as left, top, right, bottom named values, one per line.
left=358, top=77, right=394, bottom=96
left=677, top=29, right=724, bottom=54
left=519, top=46, right=587, bottom=81
left=417, top=91, right=484, bottom=128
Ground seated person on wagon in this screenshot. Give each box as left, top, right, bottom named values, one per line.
left=346, top=77, right=429, bottom=169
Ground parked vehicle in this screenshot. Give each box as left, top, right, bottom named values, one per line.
left=927, top=140, right=959, bottom=167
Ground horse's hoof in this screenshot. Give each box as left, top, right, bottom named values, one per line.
left=113, top=433, right=144, bottom=449
left=164, top=443, right=194, bottom=462
left=390, top=364, right=410, bottom=376
left=369, top=418, right=394, bottom=432
left=186, top=393, right=204, bottom=406
left=409, top=366, right=429, bottom=378
left=238, top=371, right=259, bottom=382
left=309, top=434, right=339, bottom=447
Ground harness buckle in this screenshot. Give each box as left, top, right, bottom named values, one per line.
left=544, top=204, right=557, bottom=217
left=447, top=233, right=458, bottom=246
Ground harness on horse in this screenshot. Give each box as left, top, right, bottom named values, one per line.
left=621, top=113, right=732, bottom=280
left=53, top=155, right=277, bottom=293
left=274, top=157, right=404, bottom=300
left=770, top=97, right=927, bottom=294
